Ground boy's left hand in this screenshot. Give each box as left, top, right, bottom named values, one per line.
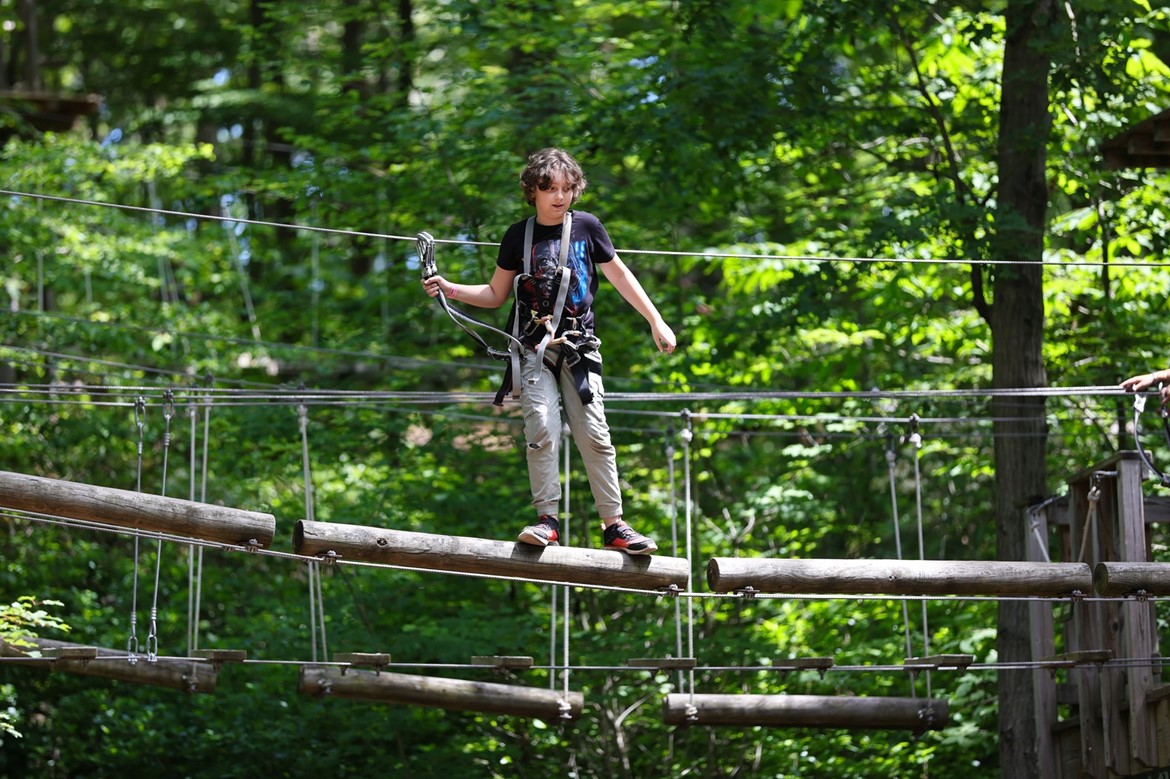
left=652, top=322, right=676, bottom=354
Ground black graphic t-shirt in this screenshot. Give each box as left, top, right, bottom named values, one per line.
left=496, top=210, right=615, bottom=338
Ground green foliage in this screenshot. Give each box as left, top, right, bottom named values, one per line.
left=0, top=597, right=68, bottom=740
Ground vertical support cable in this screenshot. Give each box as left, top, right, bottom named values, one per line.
left=666, top=429, right=684, bottom=689
left=127, top=396, right=146, bottom=662
left=191, top=378, right=214, bottom=653
left=551, top=421, right=571, bottom=692
left=681, top=410, right=696, bottom=702
left=145, top=390, right=175, bottom=662
left=561, top=422, right=571, bottom=704
left=885, top=432, right=914, bottom=660
left=187, top=395, right=198, bottom=655
left=299, top=402, right=326, bottom=662
left=910, top=414, right=931, bottom=699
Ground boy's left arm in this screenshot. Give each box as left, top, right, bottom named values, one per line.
left=601, top=255, right=677, bottom=354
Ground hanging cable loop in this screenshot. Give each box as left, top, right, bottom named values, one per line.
left=1132, top=390, right=1170, bottom=486
left=418, top=230, right=518, bottom=360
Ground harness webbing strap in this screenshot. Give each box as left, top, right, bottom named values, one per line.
left=532, top=266, right=571, bottom=376
left=505, top=213, right=574, bottom=400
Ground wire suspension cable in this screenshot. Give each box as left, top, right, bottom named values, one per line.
left=885, top=434, right=915, bottom=660
left=145, top=391, right=176, bottom=662
left=299, top=402, right=327, bottom=663
left=666, top=429, right=685, bottom=691
left=561, top=423, right=571, bottom=711
left=682, top=410, right=697, bottom=707
left=910, top=416, right=932, bottom=700
left=192, top=380, right=214, bottom=652
left=187, top=398, right=199, bottom=655
left=6, top=186, right=1170, bottom=268
left=127, top=396, right=146, bottom=661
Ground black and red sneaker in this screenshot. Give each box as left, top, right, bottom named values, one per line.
left=518, top=515, right=560, bottom=547
left=602, top=520, right=658, bottom=555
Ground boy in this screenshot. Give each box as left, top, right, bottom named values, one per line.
left=422, top=148, right=676, bottom=554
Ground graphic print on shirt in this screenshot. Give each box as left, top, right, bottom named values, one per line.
left=528, top=237, right=590, bottom=317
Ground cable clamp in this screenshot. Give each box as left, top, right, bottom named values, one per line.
left=737, top=585, right=758, bottom=600
left=557, top=698, right=573, bottom=720
left=244, top=538, right=261, bottom=553
left=321, top=550, right=340, bottom=565
left=660, top=583, right=682, bottom=598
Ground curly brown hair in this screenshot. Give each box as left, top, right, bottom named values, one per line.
left=519, top=148, right=588, bottom=206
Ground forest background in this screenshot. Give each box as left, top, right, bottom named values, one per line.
left=1, top=0, right=1169, bottom=777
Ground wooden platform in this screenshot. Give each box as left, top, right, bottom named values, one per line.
left=663, top=693, right=949, bottom=730
left=707, top=557, right=1093, bottom=597
left=294, top=520, right=690, bottom=590
left=1, top=637, right=218, bottom=693
left=299, top=665, right=584, bottom=720
left=0, top=469, right=276, bottom=547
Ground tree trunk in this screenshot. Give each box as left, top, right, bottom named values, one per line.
left=989, top=0, right=1057, bottom=776
left=18, top=0, right=39, bottom=90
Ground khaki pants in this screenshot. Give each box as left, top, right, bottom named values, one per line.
left=519, top=349, right=622, bottom=521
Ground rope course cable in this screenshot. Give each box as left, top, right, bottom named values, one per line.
left=4, top=315, right=1167, bottom=695
left=5, top=186, right=1170, bottom=268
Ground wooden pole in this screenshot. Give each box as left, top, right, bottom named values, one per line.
left=1094, top=562, right=1170, bottom=597
left=299, top=665, right=584, bottom=720
left=294, top=520, right=690, bottom=590
left=662, top=693, right=949, bottom=730
left=0, top=469, right=276, bottom=547
left=706, top=557, right=1092, bottom=597
left=0, top=637, right=217, bottom=693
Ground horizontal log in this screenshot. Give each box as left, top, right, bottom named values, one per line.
left=0, top=469, right=275, bottom=547
left=707, top=557, right=1092, bottom=597
left=298, top=665, right=584, bottom=720
left=1, top=637, right=217, bottom=693
left=662, top=693, right=949, bottom=730
left=1093, top=562, right=1170, bottom=596
left=294, top=520, right=689, bottom=590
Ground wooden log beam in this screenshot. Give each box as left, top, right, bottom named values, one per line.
left=0, top=469, right=276, bottom=547
left=1, top=637, right=217, bottom=693
left=1093, top=562, right=1170, bottom=597
left=662, top=693, right=949, bottom=730
left=706, top=557, right=1092, bottom=597
left=298, top=665, right=584, bottom=720
left=294, top=520, right=689, bottom=590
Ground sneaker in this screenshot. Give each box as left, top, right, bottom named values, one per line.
left=518, top=516, right=559, bottom=547
left=603, top=520, right=658, bottom=555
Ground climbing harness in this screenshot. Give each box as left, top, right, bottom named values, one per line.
left=417, top=231, right=519, bottom=361
left=1131, top=389, right=1170, bottom=486
left=493, top=214, right=602, bottom=405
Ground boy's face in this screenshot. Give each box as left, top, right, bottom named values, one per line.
left=533, top=174, right=573, bottom=225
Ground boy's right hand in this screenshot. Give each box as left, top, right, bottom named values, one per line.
left=1121, top=370, right=1170, bottom=405
left=422, top=274, right=448, bottom=298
